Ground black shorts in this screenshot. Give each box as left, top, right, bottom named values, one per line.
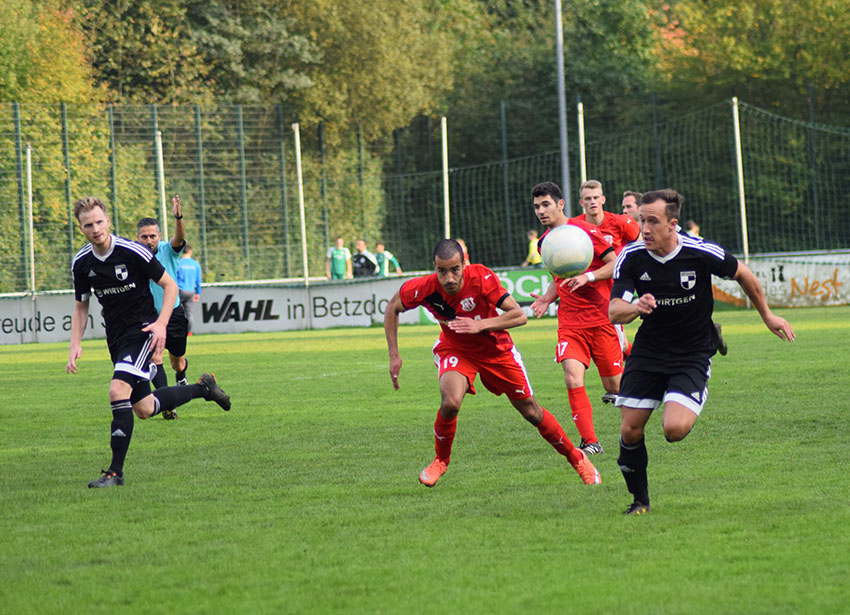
left=616, top=352, right=712, bottom=416
left=165, top=305, right=189, bottom=357
left=108, top=330, right=155, bottom=384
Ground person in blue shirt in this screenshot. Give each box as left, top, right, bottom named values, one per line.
left=136, top=195, right=192, bottom=418
left=177, top=243, right=202, bottom=335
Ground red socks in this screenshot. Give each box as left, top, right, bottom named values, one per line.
left=433, top=411, right=457, bottom=463
left=568, top=386, right=597, bottom=445
left=536, top=408, right=581, bottom=464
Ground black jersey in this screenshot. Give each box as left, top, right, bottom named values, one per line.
left=611, top=234, right=738, bottom=357
left=72, top=235, right=166, bottom=343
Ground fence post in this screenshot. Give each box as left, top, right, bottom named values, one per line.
left=807, top=83, right=822, bottom=249
left=554, top=0, right=572, bottom=214
left=500, top=101, right=514, bottom=263
left=577, top=98, right=587, bottom=184
left=107, top=105, right=119, bottom=233
left=236, top=105, right=250, bottom=276
left=193, top=104, right=208, bottom=273
left=357, top=121, right=365, bottom=239
left=155, top=130, right=168, bottom=239
left=318, top=121, right=329, bottom=246
left=151, top=104, right=161, bottom=220
left=14, top=103, right=28, bottom=289
left=276, top=105, right=291, bottom=277
left=441, top=116, right=450, bottom=239
left=61, top=103, right=74, bottom=259
left=26, top=144, right=35, bottom=292
left=292, top=122, right=310, bottom=288
left=731, top=97, right=750, bottom=263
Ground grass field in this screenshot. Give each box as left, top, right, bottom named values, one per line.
left=2, top=305, right=849, bottom=614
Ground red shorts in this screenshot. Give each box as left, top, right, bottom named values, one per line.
left=555, top=324, right=624, bottom=377
left=433, top=342, right=533, bottom=400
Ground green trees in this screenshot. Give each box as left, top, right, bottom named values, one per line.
left=654, top=0, right=850, bottom=121
left=1, top=0, right=849, bottom=291
left=74, top=0, right=207, bottom=103
left=0, top=0, right=94, bottom=102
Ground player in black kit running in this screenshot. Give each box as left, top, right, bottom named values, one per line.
left=609, top=189, right=795, bottom=515
left=67, top=196, right=231, bottom=488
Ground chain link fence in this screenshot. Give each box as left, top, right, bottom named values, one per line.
left=2, top=99, right=849, bottom=294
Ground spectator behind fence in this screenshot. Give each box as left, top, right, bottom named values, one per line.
left=326, top=236, right=352, bottom=279
left=375, top=241, right=402, bottom=276
left=352, top=239, right=378, bottom=277
left=177, top=243, right=202, bottom=335
left=520, top=229, right=542, bottom=268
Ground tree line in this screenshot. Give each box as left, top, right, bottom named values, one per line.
left=2, top=0, right=850, bottom=292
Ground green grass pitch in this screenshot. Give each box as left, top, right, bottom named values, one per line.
left=2, top=306, right=849, bottom=614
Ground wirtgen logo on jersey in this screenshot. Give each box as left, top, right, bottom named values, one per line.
left=202, top=294, right=280, bottom=323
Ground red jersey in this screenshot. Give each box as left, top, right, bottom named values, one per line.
left=540, top=219, right=615, bottom=329
left=570, top=212, right=639, bottom=254
left=399, top=263, right=514, bottom=356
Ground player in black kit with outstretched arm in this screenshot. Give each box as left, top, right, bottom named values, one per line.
left=67, top=196, right=232, bottom=488
left=609, top=189, right=795, bottom=515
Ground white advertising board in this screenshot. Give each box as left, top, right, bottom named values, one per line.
left=1, top=253, right=847, bottom=346
left=0, top=277, right=421, bottom=345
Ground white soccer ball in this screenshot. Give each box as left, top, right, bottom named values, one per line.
left=540, top=224, right=593, bottom=278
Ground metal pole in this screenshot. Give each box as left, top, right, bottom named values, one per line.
left=155, top=130, right=168, bottom=240
left=318, top=122, right=329, bottom=246
left=577, top=99, right=587, bottom=184
left=26, top=144, right=35, bottom=292
left=358, top=121, right=366, bottom=238
left=108, top=105, right=119, bottom=233
left=276, top=105, right=291, bottom=277
left=236, top=105, right=250, bottom=275
left=731, top=97, right=749, bottom=263
left=292, top=123, right=310, bottom=286
left=14, top=103, right=27, bottom=289
left=500, top=101, right=514, bottom=262
left=193, top=104, right=208, bottom=272
left=808, top=83, right=821, bottom=249
left=554, top=0, right=572, bottom=213
left=441, top=116, right=450, bottom=239
left=61, top=103, right=74, bottom=257
left=151, top=104, right=166, bottom=235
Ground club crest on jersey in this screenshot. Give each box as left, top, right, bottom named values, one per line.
left=680, top=271, right=696, bottom=290
left=603, top=234, right=614, bottom=245
left=114, top=264, right=129, bottom=281
left=460, top=297, right=476, bottom=312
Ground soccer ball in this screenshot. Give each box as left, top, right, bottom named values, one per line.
left=539, top=224, right=593, bottom=278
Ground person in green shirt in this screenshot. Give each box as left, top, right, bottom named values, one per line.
left=326, top=236, right=352, bottom=279
left=375, top=241, right=402, bottom=277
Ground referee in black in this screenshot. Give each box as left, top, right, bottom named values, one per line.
left=67, top=196, right=231, bottom=488
left=609, top=189, right=795, bottom=515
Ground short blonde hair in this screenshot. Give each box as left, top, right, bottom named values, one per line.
left=73, top=196, right=107, bottom=222
left=579, top=179, right=603, bottom=195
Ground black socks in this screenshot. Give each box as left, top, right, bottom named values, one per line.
left=151, top=363, right=168, bottom=389
left=108, top=400, right=134, bottom=476
left=152, top=384, right=206, bottom=412
left=618, top=436, right=650, bottom=505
